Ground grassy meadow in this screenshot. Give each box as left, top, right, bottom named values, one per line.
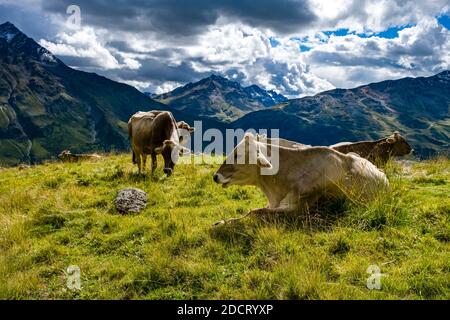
left=0, top=154, right=449, bottom=299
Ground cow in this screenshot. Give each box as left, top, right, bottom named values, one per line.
left=58, top=150, right=101, bottom=162
left=128, top=110, right=191, bottom=176
left=330, top=132, right=412, bottom=165
left=213, top=133, right=389, bottom=224
left=257, top=134, right=311, bottom=149
left=128, top=111, right=195, bottom=145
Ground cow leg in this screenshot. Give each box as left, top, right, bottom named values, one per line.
left=142, top=154, right=148, bottom=173
left=299, top=194, right=320, bottom=212
left=249, top=206, right=296, bottom=216
left=136, top=154, right=142, bottom=174
left=213, top=206, right=295, bottom=226
left=151, top=153, right=157, bottom=174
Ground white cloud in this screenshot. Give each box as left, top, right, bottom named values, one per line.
left=310, top=0, right=449, bottom=33
left=182, top=23, right=334, bottom=96
left=303, top=17, right=450, bottom=88
left=23, top=0, right=449, bottom=96
left=39, top=27, right=139, bottom=70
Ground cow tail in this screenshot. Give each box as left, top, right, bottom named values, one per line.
left=127, top=120, right=133, bottom=140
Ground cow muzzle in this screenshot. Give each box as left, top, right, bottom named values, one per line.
left=163, top=168, right=173, bottom=176
left=213, top=173, right=231, bottom=187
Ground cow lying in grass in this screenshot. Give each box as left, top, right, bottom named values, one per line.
left=330, top=132, right=412, bottom=165
left=260, top=132, right=412, bottom=165
left=58, top=150, right=101, bottom=162
left=213, top=133, right=389, bottom=224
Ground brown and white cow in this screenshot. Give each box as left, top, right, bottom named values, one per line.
left=330, top=132, right=412, bottom=165
left=128, top=111, right=191, bottom=176
left=58, top=150, right=101, bottom=162
left=213, top=133, right=389, bottom=224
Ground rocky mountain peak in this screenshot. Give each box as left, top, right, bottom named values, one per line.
left=0, top=21, right=59, bottom=65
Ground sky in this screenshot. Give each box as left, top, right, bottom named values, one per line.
left=0, top=0, right=449, bottom=97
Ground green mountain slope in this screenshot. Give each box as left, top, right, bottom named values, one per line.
left=0, top=22, right=206, bottom=166
left=156, top=74, right=287, bottom=122
left=233, top=71, right=450, bottom=157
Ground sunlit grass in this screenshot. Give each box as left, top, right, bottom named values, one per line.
left=0, top=154, right=448, bottom=299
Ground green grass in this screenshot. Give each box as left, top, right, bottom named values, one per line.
left=0, top=155, right=449, bottom=300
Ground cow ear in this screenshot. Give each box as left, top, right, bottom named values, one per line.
left=256, top=134, right=267, bottom=141
left=244, top=132, right=255, bottom=142
left=154, top=146, right=163, bottom=154
left=257, top=152, right=272, bottom=168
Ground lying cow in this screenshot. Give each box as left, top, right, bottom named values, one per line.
left=257, top=134, right=311, bottom=149
left=330, top=132, right=412, bottom=165
left=213, top=133, right=389, bottom=224
left=58, top=150, right=101, bottom=162
left=128, top=110, right=191, bottom=176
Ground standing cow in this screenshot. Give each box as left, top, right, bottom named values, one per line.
left=213, top=133, right=389, bottom=224
left=128, top=111, right=192, bottom=176
left=330, top=132, right=412, bottom=165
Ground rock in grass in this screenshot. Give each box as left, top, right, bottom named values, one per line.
left=115, top=188, right=148, bottom=214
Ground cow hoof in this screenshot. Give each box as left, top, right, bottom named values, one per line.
left=212, top=217, right=242, bottom=227
left=212, top=219, right=226, bottom=227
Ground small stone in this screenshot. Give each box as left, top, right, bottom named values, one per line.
left=114, top=188, right=148, bottom=214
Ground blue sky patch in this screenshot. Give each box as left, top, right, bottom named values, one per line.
left=437, top=14, right=450, bottom=30
left=323, top=28, right=350, bottom=37
left=300, top=45, right=311, bottom=52
left=269, top=37, right=280, bottom=47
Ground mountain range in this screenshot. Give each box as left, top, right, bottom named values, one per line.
left=233, top=70, right=450, bottom=157
left=0, top=21, right=448, bottom=166
left=155, top=74, right=287, bottom=122
left=0, top=22, right=224, bottom=166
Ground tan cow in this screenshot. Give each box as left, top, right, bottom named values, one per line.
left=257, top=135, right=311, bottom=149
left=58, top=150, right=101, bottom=162
left=128, top=110, right=191, bottom=176
left=213, top=133, right=389, bottom=224
left=330, top=132, right=412, bottom=165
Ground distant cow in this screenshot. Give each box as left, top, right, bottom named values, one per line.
left=128, top=110, right=191, bottom=176
left=58, top=150, right=101, bottom=162
left=331, top=132, right=412, bottom=165
left=213, top=133, right=389, bottom=223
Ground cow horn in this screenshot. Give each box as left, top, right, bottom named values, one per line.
left=257, top=152, right=272, bottom=168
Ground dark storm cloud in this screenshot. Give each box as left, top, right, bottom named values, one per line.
left=41, top=0, right=317, bottom=36
left=111, top=58, right=208, bottom=83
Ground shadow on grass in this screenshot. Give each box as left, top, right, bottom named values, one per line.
left=210, top=198, right=350, bottom=249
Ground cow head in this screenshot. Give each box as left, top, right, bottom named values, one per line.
left=154, top=140, right=190, bottom=176
left=213, top=133, right=272, bottom=188
left=386, top=131, right=412, bottom=156
left=58, top=150, right=72, bottom=160
left=177, top=121, right=195, bottom=145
